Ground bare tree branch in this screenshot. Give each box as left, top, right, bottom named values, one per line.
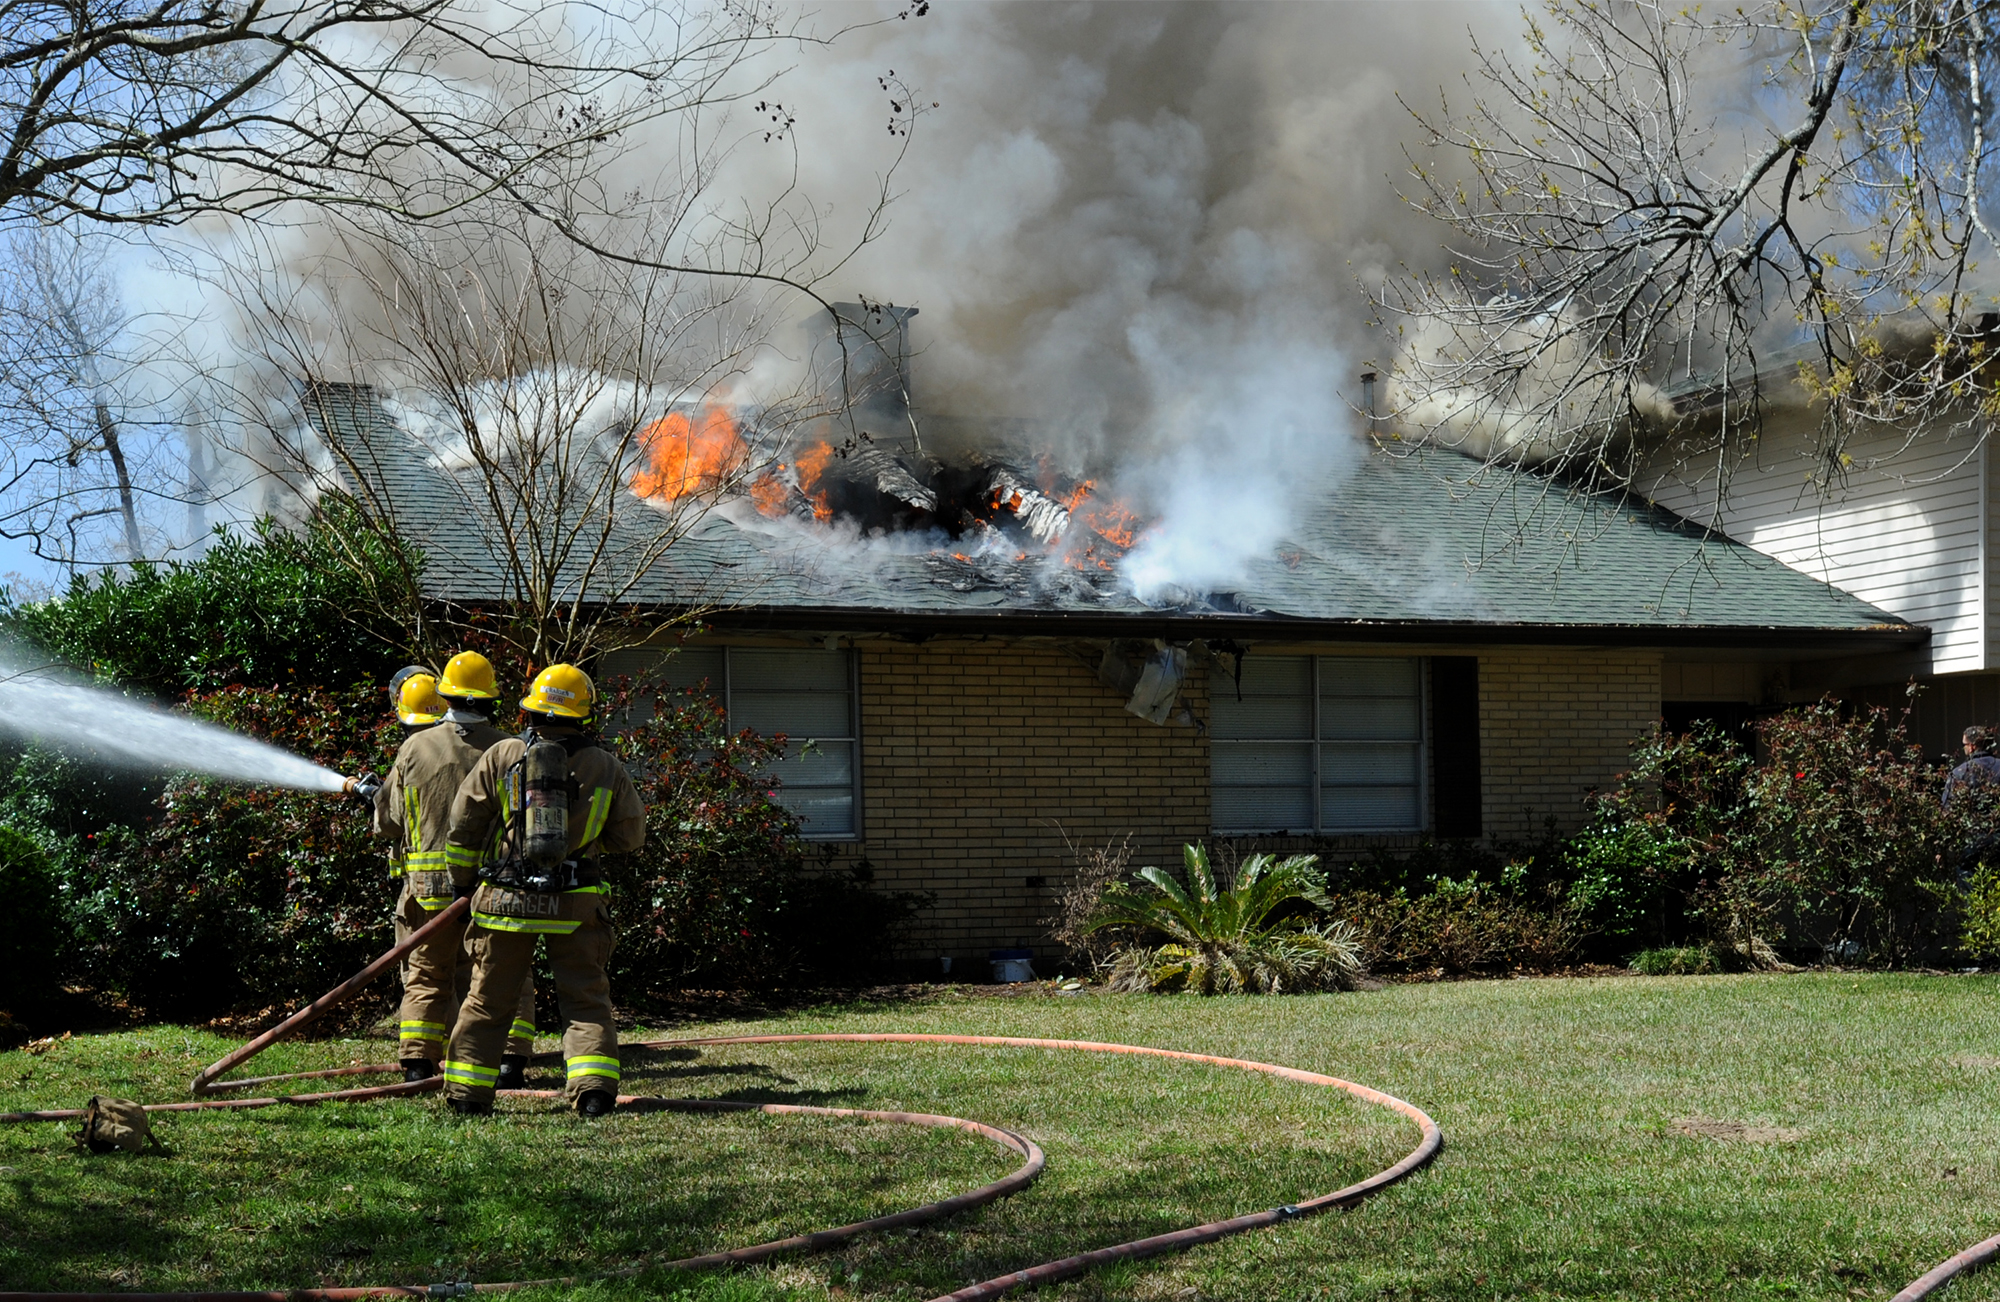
left=1375, top=0, right=2000, bottom=548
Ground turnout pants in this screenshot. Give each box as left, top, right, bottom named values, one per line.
left=442, top=886, right=619, bottom=1107
left=394, top=884, right=535, bottom=1062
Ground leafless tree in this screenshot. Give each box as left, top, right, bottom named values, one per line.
left=229, top=206, right=833, bottom=668
left=0, top=0, right=858, bottom=230
left=0, top=225, right=197, bottom=571
left=1377, top=0, right=2000, bottom=525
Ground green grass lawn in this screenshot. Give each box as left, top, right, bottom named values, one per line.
left=7, top=973, right=2000, bottom=1300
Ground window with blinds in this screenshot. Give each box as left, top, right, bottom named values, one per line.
left=602, top=645, right=859, bottom=838
left=1210, top=656, right=1424, bottom=834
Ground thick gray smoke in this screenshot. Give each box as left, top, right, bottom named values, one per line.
left=704, top=1, right=1507, bottom=597
left=92, top=2, right=1507, bottom=601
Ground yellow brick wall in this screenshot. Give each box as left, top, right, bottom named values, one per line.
left=839, top=639, right=1212, bottom=964
left=827, top=639, right=1662, bottom=965
left=1475, top=648, right=1663, bottom=841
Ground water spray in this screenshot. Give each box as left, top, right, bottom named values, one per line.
left=0, top=659, right=356, bottom=793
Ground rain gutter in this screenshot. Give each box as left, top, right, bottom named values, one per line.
left=693, top=605, right=1930, bottom=653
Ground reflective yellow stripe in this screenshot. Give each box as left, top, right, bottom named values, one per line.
left=441, top=1059, right=498, bottom=1085
left=582, top=787, right=613, bottom=846
left=405, top=850, right=452, bottom=871
left=473, top=912, right=583, bottom=935
left=400, top=1020, right=448, bottom=1034
left=445, top=844, right=483, bottom=870
left=566, top=1055, right=620, bottom=1081
left=510, top=1019, right=536, bottom=1039
left=564, top=884, right=603, bottom=895
left=388, top=851, right=406, bottom=880
left=405, top=787, right=422, bottom=853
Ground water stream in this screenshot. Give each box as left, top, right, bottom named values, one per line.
left=0, top=660, right=350, bottom=791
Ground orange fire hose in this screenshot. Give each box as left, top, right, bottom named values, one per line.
left=1892, top=1233, right=2000, bottom=1301
left=188, top=897, right=472, bottom=1097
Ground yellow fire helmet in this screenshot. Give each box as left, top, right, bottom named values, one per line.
left=520, top=663, right=595, bottom=721
left=438, top=650, right=500, bottom=700
left=397, top=673, right=447, bottom=726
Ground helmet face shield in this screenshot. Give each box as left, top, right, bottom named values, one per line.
left=388, top=664, right=431, bottom=706
left=521, top=664, right=595, bottom=720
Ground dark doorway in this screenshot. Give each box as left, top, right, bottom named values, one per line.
left=1661, top=700, right=1759, bottom=753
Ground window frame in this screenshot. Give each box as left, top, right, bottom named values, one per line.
left=613, top=644, right=864, bottom=842
left=1209, top=654, right=1429, bottom=836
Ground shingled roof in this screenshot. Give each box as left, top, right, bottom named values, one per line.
left=306, top=382, right=1920, bottom=651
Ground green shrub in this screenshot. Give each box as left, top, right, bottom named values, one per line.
left=1729, top=701, right=1961, bottom=964
left=1332, top=880, right=1582, bottom=976
left=0, top=824, right=62, bottom=1011
left=1583, top=699, right=1971, bottom=968
left=1951, top=862, right=2000, bottom=962
left=1561, top=812, right=1686, bottom=944
left=1628, top=945, right=1720, bottom=976
left=1086, top=844, right=1362, bottom=995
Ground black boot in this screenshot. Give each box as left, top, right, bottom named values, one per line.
left=575, top=1089, right=616, bottom=1118
left=446, top=1095, right=492, bottom=1117
left=496, top=1054, right=528, bottom=1091
left=401, top=1058, right=437, bottom=1083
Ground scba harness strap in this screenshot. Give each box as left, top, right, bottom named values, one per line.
left=471, top=730, right=614, bottom=935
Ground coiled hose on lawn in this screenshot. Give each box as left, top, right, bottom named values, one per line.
left=0, top=901, right=1976, bottom=1300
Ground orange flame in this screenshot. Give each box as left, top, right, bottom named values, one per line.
left=748, top=475, right=790, bottom=516
left=1077, top=499, right=1140, bottom=549
left=1061, top=480, right=1142, bottom=570
left=631, top=406, right=746, bottom=500
left=1067, top=482, right=1140, bottom=549
left=794, top=441, right=837, bottom=522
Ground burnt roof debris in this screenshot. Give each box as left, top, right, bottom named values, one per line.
left=840, top=442, right=938, bottom=515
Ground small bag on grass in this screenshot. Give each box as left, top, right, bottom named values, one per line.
left=76, top=1096, right=163, bottom=1154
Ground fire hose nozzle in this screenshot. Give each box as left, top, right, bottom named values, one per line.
left=343, top=774, right=382, bottom=802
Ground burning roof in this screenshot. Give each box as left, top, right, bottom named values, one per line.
left=626, top=403, right=1144, bottom=583
left=307, top=381, right=1920, bottom=649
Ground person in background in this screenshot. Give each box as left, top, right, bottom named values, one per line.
left=1946, top=726, right=2000, bottom=807
left=373, top=652, right=539, bottom=1086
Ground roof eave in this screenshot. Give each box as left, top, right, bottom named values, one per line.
left=679, top=603, right=1929, bottom=651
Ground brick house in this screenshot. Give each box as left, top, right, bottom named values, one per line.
left=311, top=383, right=1916, bottom=967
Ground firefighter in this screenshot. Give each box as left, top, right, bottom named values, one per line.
left=373, top=651, right=539, bottom=1086
left=440, top=664, right=644, bottom=1117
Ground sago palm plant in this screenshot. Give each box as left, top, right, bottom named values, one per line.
left=1085, top=844, right=1363, bottom=994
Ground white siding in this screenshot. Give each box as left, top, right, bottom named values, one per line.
left=1643, top=413, right=1987, bottom=673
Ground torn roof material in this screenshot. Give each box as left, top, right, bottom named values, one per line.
left=307, top=381, right=1919, bottom=652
